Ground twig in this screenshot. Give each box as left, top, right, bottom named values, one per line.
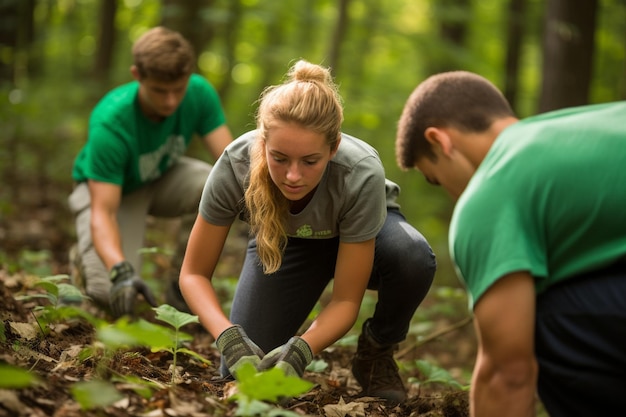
left=397, top=316, right=473, bottom=359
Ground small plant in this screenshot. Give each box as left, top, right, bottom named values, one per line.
left=15, top=274, right=101, bottom=333
left=96, top=305, right=210, bottom=385
left=70, top=380, right=124, bottom=411
left=232, top=363, right=314, bottom=416
left=408, top=359, right=469, bottom=392
left=152, top=304, right=212, bottom=381
left=0, top=364, right=40, bottom=389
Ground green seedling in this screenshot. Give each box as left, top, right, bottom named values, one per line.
left=408, top=359, right=469, bottom=392
left=70, top=380, right=123, bottom=410
left=153, top=304, right=212, bottom=381
left=15, top=274, right=101, bottom=334
left=232, top=362, right=314, bottom=416
left=97, top=305, right=210, bottom=385
left=16, top=274, right=88, bottom=307
left=0, top=364, right=41, bottom=389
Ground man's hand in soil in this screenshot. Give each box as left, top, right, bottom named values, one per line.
left=109, top=261, right=157, bottom=317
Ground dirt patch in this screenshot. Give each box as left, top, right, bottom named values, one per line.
left=0, top=269, right=470, bottom=417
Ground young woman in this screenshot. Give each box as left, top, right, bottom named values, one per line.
left=179, top=60, right=436, bottom=403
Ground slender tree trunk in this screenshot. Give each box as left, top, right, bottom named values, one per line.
left=216, top=0, right=243, bottom=103
left=93, top=0, right=117, bottom=83
left=327, top=0, right=350, bottom=77
left=427, top=0, right=471, bottom=74
left=539, top=0, right=598, bottom=112
left=160, top=0, right=216, bottom=58
left=504, top=0, right=526, bottom=113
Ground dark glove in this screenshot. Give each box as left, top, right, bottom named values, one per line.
left=109, top=261, right=157, bottom=318
left=258, top=336, right=313, bottom=378
left=216, top=325, right=265, bottom=378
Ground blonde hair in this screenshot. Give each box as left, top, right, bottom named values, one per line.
left=245, top=60, right=343, bottom=274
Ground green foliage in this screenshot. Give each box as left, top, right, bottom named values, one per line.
left=97, top=317, right=176, bottom=350
left=233, top=363, right=314, bottom=416
left=408, top=359, right=469, bottom=391
left=17, top=274, right=88, bottom=307
left=305, top=359, right=328, bottom=373
left=153, top=304, right=211, bottom=383
left=97, top=305, right=210, bottom=385
left=15, top=274, right=101, bottom=334
left=0, top=364, right=40, bottom=389
left=70, top=380, right=124, bottom=411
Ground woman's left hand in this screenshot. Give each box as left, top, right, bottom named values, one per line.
left=258, top=336, right=313, bottom=377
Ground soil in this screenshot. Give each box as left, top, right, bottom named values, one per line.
left=0, top=191, right=474, bottom=417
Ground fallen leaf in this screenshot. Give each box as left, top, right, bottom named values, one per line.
left=323, top=396, right=367, bottom=417
left=9, top=321, right=39, bottom=340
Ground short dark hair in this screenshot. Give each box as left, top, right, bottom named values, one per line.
left=396, top=71, right=514, bottom=169
left=132, top=26, right=195, bottom=81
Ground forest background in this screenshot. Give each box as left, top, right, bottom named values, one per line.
left=0, top=0, right=625, bottom=407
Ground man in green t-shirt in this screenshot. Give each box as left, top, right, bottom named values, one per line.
left=69, top=27, right=232, bottom=318
left=395, top=71, right=626, bottom=417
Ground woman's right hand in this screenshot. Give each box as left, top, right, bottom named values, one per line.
left=216, top=325, right=265, bottom=378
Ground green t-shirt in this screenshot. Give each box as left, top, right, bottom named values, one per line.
left=199, top=130, right=401, bottom=242
left=72, top=74, right=226, bottom=194
left=450, top=101, right=626, bottom=309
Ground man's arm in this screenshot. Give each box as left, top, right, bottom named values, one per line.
left=88, top=180, right=125, bottom=269
left=471, top=271, right=538, bottom=417
left=201, top=125, right=233, bottom=161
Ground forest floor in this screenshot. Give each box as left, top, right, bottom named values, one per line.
left=0, top=190, right=474, bottom=417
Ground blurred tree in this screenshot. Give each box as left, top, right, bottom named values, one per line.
left=427, top=0, right=471, bottom=74
left=0, top=0, right=35, bottom=84
left=93, top=0, right=117, bottom=83
left=539, top=0, right=599, bottom=111
left=160, top=0, right=216, bottom=57
left=327, top=0, right=350, bottom=76
left=504, top=0, right=526, bottom=113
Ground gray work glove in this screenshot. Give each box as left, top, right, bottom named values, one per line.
left=109, top=261, right=157, bottom=318
left=216, top=325, right=265, bottom=378
left=258, top=336, right=313, bottom=378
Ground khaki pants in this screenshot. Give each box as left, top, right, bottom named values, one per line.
left=68, top=157, right=211, bottom=307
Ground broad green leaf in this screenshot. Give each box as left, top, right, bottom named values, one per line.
left=71, top=380, right=123, bottom=410
left=0, top=365, right=40, bottom=388
left=237, top=365, right=314, bottom=403
left=97, top=318, right=173, bottom=349
left=305, top=359, right=328, bottom=373
left=177, top=347, right=211, bottom=365
left=42, top=274, right=71, bottom=283
left=57, top=282, right=86, bottom=304
left=234, top=398, right=272, bottom=416
left=154, top=304, right=199, bottom=329
left=34, top=280, right=59, bottom=297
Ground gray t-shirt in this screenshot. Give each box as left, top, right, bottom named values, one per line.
left=199, top=130, right=400, bottom=242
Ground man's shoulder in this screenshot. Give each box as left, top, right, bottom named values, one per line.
left=92, top=81, right=138, bottom=121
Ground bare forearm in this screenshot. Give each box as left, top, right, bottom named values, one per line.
left=300, top=300, right=360, bottom=354
left=91, top=211, right=124, bottom=269
left=180, top=273, right=231, bottom=339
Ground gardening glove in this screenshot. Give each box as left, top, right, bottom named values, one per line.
left=258, top=336, right=313, bottom=378
left=216, top=325, right=265, bottom=378
left=109, top=260, right=158, bottom=318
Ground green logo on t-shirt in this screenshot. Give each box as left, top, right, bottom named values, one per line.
left=296, top=224, right=313, bottom=237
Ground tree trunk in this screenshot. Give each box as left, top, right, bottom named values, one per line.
left=427, top=0, right=471, bottom=74
left=327, top=0, right=350, bottom=77
left=504, top=0, right=526, bottom=113
left=160, top=0, right=216, bottom=58
left=216, top=0, right=243, bottom=104
left=539, top=0, right=598, bottom=112
left=93, top=0, right=117, bottom=83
